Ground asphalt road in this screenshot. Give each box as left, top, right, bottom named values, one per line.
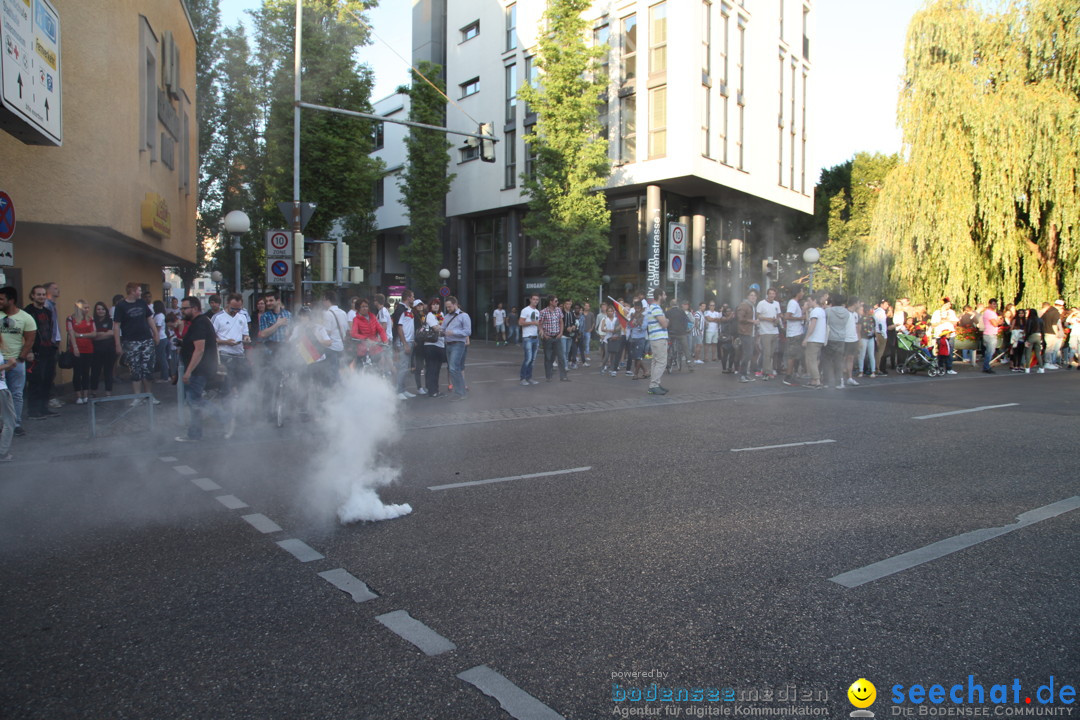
left=1, top=348, right=1077, bottom=719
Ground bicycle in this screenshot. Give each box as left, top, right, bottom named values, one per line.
left=351, top=339, right=392, bottom=378
left=667, top=337, right=687, bottom=373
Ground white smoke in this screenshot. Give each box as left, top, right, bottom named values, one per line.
left=304, top=371, right=412, bottom=524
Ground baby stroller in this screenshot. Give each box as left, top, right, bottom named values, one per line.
left=896, top=333, right=944, bottom=377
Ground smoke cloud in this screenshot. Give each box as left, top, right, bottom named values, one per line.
left=302, top=371, right=412, bottom=524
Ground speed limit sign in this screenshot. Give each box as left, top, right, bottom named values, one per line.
left=266, top=230, right=292, bottom=257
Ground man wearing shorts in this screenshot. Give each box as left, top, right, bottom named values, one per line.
left=113, top=282, right=160, bottom=407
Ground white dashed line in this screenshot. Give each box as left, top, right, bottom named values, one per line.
left=375, top=610, right=457, bottom=656
left=159, top=456, right=178, bottom=463
left=730, top=439, right=836, bottom=452
left=830, top=496, right=1080, bottom=588
left=912, top=402, right=1019, bottom=420
left=318, top=568, right=378, bottom=603
left=458, top=665, right=565, bottom=720
left=190, top=477, right=222, bottom=491
left=241, top=513, right=283, bottom=534
left=172, top=465, right=197, bottom=475
left=428, top=466, right=592, bottom=491
left=276, top=538, right=324, bottom=563
left=215, top=495, right=249, bottom=510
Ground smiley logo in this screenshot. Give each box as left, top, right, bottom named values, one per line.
left=848, top=679, right=876, bottom=708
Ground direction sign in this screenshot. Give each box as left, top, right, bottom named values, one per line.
left=0, top=239, right=12, bottom=266
left=0, top=190, right=14, bottom=239
left=0, top=0, right=62, bottom=146
left=266, top=258, right=293, bottom=286
left=265, top=229, right=292, bottom=257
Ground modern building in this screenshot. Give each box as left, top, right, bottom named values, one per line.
left=369, top=91, right=412, bottom=306
left=0, top=0, right=197, bottom=311
left=407, top=0, right=814, bottom=316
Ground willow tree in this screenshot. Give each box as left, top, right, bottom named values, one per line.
left=870, top=0, right=1080, bottom=307
left=518, top=0, right=611, bottom=303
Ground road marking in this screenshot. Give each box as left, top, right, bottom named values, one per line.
left=912, top=402, right=1019, bottom=420
left=190, top=477, right=222, bottom=491
left=276, top=538, right=324, bottom=563
left=172, top=465, right=197, bottom=475
left=375, top=610, right=456, bottom=656
left=830, top=496, right=1080, bottom=588
left=159, top=456, right=177, bottom=463
left=730, top=439, right=836, bottom=453
left=215, top=495, right=249, bottom=510
left=317, top=568, right=378, bottom=603
left=428, top=466, right=592, bottom=491
left=241, top=513, right=283, bottom=534
left=458, top=665, right=565, bottom=720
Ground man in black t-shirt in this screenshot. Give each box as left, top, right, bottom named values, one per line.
left=25, top=285, right=59, bottom=419
left=113, top=281, right=159, bottom=407
left=176, top=296, right=229, bottom=442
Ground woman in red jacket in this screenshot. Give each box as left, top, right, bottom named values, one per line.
left=349, top=298, right=388, bottom=371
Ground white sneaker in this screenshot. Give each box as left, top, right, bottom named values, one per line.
left=946, top=370, right=958, bottom=375
left=403, top=391, right=416, bottom=398
left=847, top=378, right=860, bottom=386
left=694, top=359, right=704, bottom=364
left=1025, top=368, right=1031, bottom=374
left=49, top=398, right=64, bottom=409
left=150, top=397, right=161, bottom=405
left=520, top=379, right=530, bottom=386
left=1044, top=363, right=1059, bottom=370
left=418, top=387, right=428, bottom=395
left=397, top=392, right=410, bottom=400
left=130, top=398, right=145, bottom=407
left=1037, top=367, right=1045, bottom=373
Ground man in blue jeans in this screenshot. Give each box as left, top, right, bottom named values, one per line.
left=176, top=296, right=233, bottom=441
left=518, top=294, right=541, bottom=386
left=440, top=296, right=472, bottom=401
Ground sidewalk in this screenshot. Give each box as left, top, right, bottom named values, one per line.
left=4, top=341, right=1002, bottom=462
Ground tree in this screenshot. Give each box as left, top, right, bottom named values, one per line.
left=870, top=0, right=1080, bottom=307
left=517, top=0, right=611, bottom=303
left=183, top=0, right=223, bottom=294
left=813, top=152, right=898, bottom=297
left=398, top=63, right=455, bottom=299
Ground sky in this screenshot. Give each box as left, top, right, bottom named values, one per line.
left=218, top=0, right=927, bottom=182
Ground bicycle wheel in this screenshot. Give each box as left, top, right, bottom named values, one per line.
left=274, top=376, right=286, bottom=427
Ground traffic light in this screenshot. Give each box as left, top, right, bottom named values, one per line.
left=319, top=244, right=334, bottom=282
left=765, top=257, right=779, bottom=282
left=479, top=122, right=496, bottom=163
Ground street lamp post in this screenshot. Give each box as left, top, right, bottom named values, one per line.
left=210, top=270, right=223, bottom=297
left=600, top=274, right=610, bottom=308
left=223, top=210, right=251, bottom=295
left=829, top=265, right=843, bottom=291
left=803, top=248, right=820, bottom=294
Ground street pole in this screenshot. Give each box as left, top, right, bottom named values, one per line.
left=292, top=0, right=304, bottom=308
left=233, top=238, right=241, bottom=295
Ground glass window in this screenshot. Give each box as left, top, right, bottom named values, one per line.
left=648, top=85, right=666, bottom=158
left=460, top=77, right=480, bottom=98
left=504, top=130, right=517, bottom=188
left=506, top=4, right=517, bottom=51
left=649, top=2, right=667, bottom=75
left=461, top=144, right=479, bottom=162
left=505, top=63, right=517, bottom=124
left=621, top=14, right=637, bottom=84
left=702, top=85, right=710, bottom=158
left=373, top=122, right=384, bottom=150
left=462, top=21, right=479, bottom=42
left=374, top=177, right=385, bottom=207
left=620, top=94, right=636, bottom=164
left=524, top=56, right=538, bottom=117
left=524, top=127, right=538, bottom=180
left=720, top=5, right=730, bottom=91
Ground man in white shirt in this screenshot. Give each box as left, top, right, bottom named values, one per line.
left=493, top=303, right=507, bottom=346
left=374, top=294, right=392, bottom=341
left=213, top=293, right=252, bottom=397
left=518, top=294, right=541, bottom=385
left=801, top=293, right=828, bottom=388
left=394, top=298, right=420, bottom=400
left=782, top=285, right=805, bottom=385
left=320, top=290, right=349, bottom=379
left=756, top=287, right=782, bottom=380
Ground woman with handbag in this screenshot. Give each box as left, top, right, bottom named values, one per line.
left=66, top=300, right=96, bottom=405
left=422, top=297, right=446, bottom=397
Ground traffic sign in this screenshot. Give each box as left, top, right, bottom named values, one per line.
left=439, top=285, right=451, bottom=298
left=0, top=239, right=12, bottom=266
left=0, top=0, right=62, bottom=146
left=277, top=202, right=316, bottom=231
left=266, top=258, right=293, bottom=286
left=265, top=229, right=292, bottom=257
left=668, top=252, right=686, bottom=282
left=667, top=222, right=687, bottom=282
left=0, top=190, right=14, bottom=239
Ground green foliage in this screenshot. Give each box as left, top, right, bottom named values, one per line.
left=870, top=0, right=1080, bottom=307
left=398, top=62, right=455, bottom=299
left=518, top=0, right=612, bottom=303
left=190, top=0, right=383, bottom=295
left=813, top=152, right=899, bottom=296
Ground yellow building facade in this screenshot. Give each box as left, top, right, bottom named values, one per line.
left=0, top=0, right=197, bottom=312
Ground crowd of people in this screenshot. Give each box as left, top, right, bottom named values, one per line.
left=1, top=278, right=1076, bottom=462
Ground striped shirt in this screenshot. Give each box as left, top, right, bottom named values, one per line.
left=645, top=302, right=668, bottom=341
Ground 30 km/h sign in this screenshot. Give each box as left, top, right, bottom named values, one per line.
left=265, top=229, right=292, bottom=257
left=266, top=258, right=293, bottom=286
